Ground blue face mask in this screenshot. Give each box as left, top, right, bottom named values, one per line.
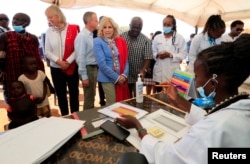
left=12, top=25, right=25, bottom=32
left=192, top=87, right=216, bottom=109
left=192, top=75, right=218, bottom=109
left=163, top=27, right=172, bottom=34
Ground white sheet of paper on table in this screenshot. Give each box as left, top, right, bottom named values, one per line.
left=126, top=109, right=190, bottom=150
left=0, top=117, right=84, bottom=163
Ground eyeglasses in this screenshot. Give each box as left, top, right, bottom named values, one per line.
left=0, top=17, right=9, bottom=21
left=236, top=28, right=244, bottom=32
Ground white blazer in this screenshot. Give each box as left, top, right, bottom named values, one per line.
left=188, top=32, right=222, bottom=71
left=152, top=33, right=187, bottom=83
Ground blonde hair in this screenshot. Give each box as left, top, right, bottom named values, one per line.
left=45, top=5, right=66, bottom=24
left=98, top=16, right=119, bottom=39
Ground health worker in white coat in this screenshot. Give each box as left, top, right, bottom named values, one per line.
left=115, top=34, right=250, bottom=164
left=188, top=15, right=225, bottom=71
left=152, top=15, right=186, bottom=92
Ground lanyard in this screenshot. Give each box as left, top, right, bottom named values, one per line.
left=208, top=37, right=216, bottom=46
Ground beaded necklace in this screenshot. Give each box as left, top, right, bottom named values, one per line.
left=206, top=92, right=249, bottom=115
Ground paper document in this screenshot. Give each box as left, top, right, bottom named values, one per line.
left=98, top=102, right=148, bottom=119
left=126, top=109, right=190, bottom=149
left=0, top=117, right=84, bottom=164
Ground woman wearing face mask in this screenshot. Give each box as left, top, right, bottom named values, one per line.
left=0, top=12, right=45, bottom=103
left=115, top=34, right=250, bottom=164
left=93, top=16, right=129, bottom=105
left=152, top=15, right=187, bottom=92
left=191, top=74, right=218, bottom=110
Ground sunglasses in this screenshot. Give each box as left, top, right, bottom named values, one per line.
left=236, top=28, right=244, bottom=32
left=0, top=17, right=9, bottom=21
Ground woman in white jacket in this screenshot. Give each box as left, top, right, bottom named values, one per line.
left=116, top=34, right=250, bottom=164
left=152, top=15, right=187, bottom=92
left=188, top=15, right=225, bottom=71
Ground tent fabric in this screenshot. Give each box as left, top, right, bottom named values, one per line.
left=41, top=0, right=250, bottom=29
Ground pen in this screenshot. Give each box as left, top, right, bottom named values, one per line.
left=155, top=84, right=182, bottom=88
left=155, top=85, right=170, bottom=87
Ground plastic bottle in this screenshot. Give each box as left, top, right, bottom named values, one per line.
left=136, top=74, right=143, bottom=103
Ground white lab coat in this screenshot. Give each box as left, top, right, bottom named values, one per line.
left=188, top=32, right=222, bottom=71
left=221, top=33, right=239, bottom=42
left=140, top=99, right=250, bottom=164
left=152, top=33, right=187, bottom=82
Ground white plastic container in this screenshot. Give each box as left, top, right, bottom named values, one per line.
left=136, top=74, right=143, bottom=103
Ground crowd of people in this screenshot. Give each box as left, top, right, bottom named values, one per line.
left=0, top=4, right=249, bottom=163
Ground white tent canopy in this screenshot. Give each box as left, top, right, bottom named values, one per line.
left=41, top=0, right=250, bottom=29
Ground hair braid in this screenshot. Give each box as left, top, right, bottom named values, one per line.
left=202, top=15, right=225, bottom=34
left=197, top=34, right=250, bottom=90
left=166, top=15, right=177, bottom=48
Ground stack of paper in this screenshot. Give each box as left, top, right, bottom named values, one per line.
left=0, top=117, right=84, bottom=163
left=72, top=110, right=111, bottom=139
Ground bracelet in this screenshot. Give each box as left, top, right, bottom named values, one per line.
left=137, top=127, right=146, bottom=133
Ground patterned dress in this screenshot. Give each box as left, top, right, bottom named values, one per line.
left=4, top=32, right=44, bottom=99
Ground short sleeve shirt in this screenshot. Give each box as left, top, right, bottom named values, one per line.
left=120, top=31, right=152, bottom=83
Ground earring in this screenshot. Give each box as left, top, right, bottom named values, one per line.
left=212, top=74, right=218, bottom=84
left=212, top=74, right=217, bottom=79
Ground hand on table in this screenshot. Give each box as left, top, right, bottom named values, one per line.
left=115, top=114, right=139, bottom=129
left=115, top=114, right=147, bottom=139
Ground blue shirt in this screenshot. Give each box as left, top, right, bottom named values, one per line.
left=74, top=28, right=97, bottom=80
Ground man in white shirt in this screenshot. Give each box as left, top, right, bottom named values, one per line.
left=221, top=20, right=244, bottom=42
